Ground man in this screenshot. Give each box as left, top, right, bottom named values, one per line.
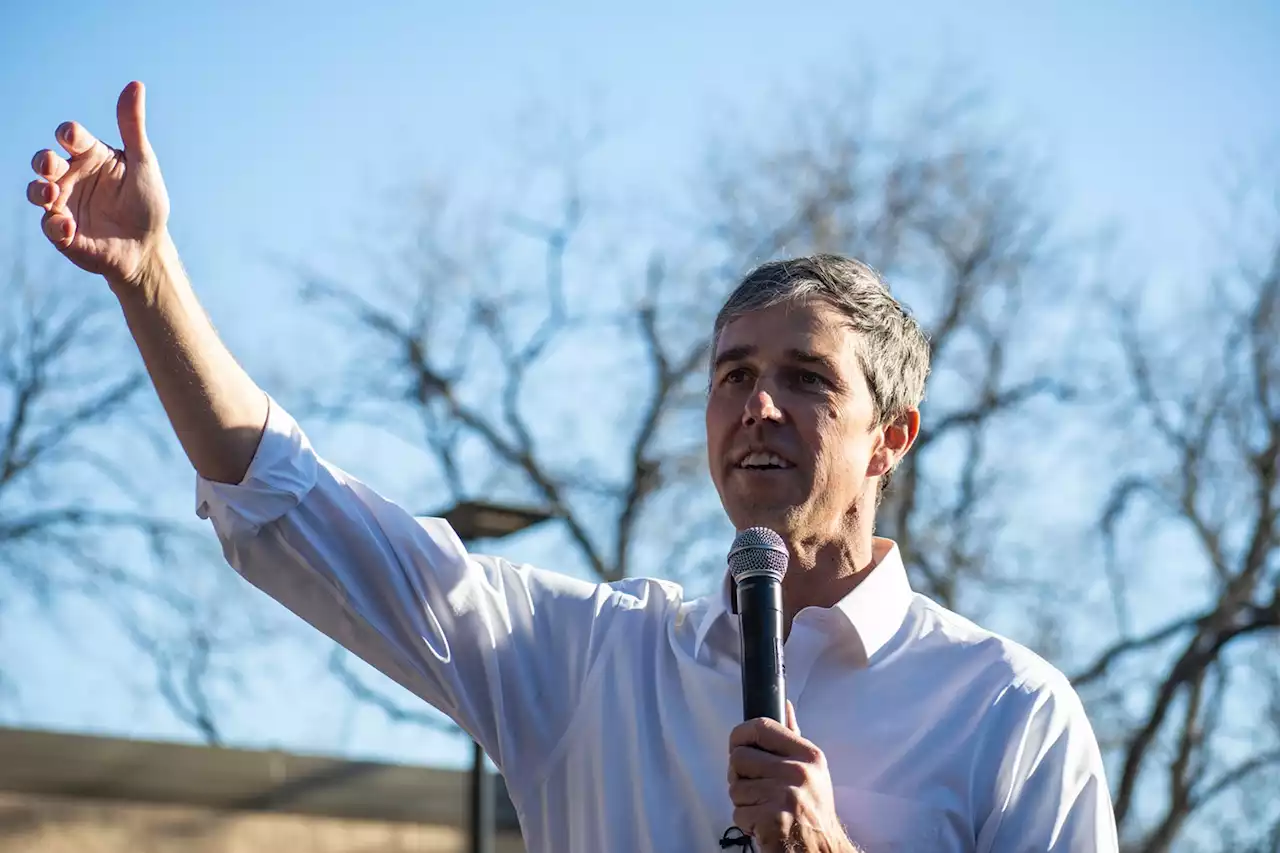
left=25, top=82, right=1118, bottom=852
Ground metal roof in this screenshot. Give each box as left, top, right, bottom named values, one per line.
left=0, top=725, right=520, bottom=829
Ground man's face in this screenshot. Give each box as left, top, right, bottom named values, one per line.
left=705, top=298, right=907, bottom=539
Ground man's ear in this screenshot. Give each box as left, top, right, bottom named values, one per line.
left=866, top=409, right=920, bottom=478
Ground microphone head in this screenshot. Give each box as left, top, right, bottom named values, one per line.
left=727, top=527, right=789, bottom=583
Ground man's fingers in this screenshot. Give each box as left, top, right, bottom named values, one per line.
left=729, top=745, right=809, bottom=784
left=31, top=149, right=70, bottom=182
left=786, top=700, right=800, bottom=735
left=730, top=717, right=820, bottom=762
left=55, top=121, right=104, bottom=158
left=728, top=777, right=776, bottom=807
left=116, top=80, right=153, bottom=162
left=729, top=718, right=784, bottom=749
left=26, top=179, right=58, bottom=209
left=729, top=745, right=782, bottom=780
left=41, top=210, right=75, bottom=248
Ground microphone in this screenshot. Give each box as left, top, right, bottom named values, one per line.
left=727, top=527, right=789, bottom=724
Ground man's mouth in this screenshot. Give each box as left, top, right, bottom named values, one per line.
left=735, top=452, right=795, bottom=470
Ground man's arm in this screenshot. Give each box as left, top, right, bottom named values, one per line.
left=196, top=402, right=625, bottom=783
left=111, top=232, right=269, bottom=485
left=26, top=81, right=627, bottom=786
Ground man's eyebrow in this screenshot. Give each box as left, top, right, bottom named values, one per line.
left=713, top=345, right=755, bottom=371
left=788, top=349, right=841, bottom=375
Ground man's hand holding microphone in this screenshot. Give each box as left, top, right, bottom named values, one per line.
left=728, top=701, right=860, bottom=852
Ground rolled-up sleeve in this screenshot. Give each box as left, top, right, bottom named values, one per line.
left=195, top=396, right=623, bottom=786
left=977, top=673, right=1119, bottom=852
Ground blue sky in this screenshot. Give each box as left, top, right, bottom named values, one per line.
left=2, top=1, right=1278, bottom=768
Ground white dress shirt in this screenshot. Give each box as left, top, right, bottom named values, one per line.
left=196, top=397, right=1119, bottom=853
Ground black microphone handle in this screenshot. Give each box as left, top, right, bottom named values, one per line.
left=736, top=574, right=786, bottom=724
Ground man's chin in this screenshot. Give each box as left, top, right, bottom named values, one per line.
left=725, top=502, right=801, bottom=535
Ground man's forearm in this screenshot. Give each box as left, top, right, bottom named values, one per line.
left=109, top=231, right=269, bottom=485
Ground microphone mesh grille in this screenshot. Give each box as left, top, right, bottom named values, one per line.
left=727, top=527, right=788, bottom=582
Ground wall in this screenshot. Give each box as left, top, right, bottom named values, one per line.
left=0, top=791, right=526, bottom=853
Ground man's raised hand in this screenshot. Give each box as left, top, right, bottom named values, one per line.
left=26, top=81, right=170, bottom=287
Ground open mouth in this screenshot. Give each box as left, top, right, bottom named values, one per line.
left=735, top=451, right=795, bottom=471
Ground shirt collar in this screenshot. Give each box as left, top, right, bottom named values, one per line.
left=692, top=537, right=913, bottom=663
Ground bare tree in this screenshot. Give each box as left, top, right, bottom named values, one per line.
left=698, top=72, right=1078, bottom=618
left=0, top=244, right=273, bottom=745
left=1, top=254, right=150, bottom=594
left=1070, top=177, right=1280, bottom=851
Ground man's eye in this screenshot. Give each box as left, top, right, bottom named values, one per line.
left=797, top=370, right=825, bottom=386
left=724, top=368, right=749, bottom=384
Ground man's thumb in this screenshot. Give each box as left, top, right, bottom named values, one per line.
left=786, top=700, right=800, bottom=735
left=117, top=81, right=153, bottom=162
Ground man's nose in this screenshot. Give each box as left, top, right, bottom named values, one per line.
left=742, top=389, right=783, bottom=426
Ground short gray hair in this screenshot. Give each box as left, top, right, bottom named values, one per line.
left=711, top=254, right=931, bottom=426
